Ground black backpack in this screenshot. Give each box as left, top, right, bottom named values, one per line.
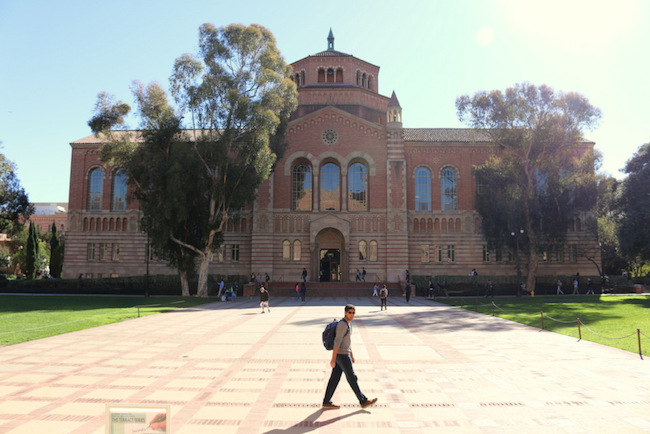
left=322, top=319, right=349, bottom=350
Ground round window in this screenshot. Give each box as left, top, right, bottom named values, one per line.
left=322, top=128, right=338, bottom=146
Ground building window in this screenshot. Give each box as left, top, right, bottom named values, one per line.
left=495, top=248, right=503, bottom=262
left=320, top=162, right=340, bottom=211
left=293, top=240, right=301, bottom=261
left=476, top=173, right=487, bottom=195
left=231, top=244, right=240, bottom=262
left=87, top=243, right=95, bottom=261
left=421, top=244, right=430, bottom=263
left=447, top=244, right=456, bottom=262
left=282, top=240, right=291, bottom=261
left=87, top=168, right=104, bottom=211
left=369, top=240, right=378, bottom=262
left=99, top=243, right=109, bottom=261
left=435, top=245, right=443, bottom=263
left=441, top=167, right=458, bottom=211
left=359, top=240, right=367, bottom=261
left=415, top=167, right=431, bottom=211
left=483, top=245, right=490, bottom=262
left=568, top=244, right=577, bottom=263
left=292, top=162, right=312, bottom=211
left=112, top=243, right=120, bottom=261
left=348, top=162, right=368, bottom=211
left=111, top=170, right=127, bottom=211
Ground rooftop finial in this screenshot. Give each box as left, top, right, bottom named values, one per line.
left=327, top=28, right=334, bottom=51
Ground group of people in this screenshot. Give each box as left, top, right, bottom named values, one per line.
left=556, top=277, right=595, bottom=295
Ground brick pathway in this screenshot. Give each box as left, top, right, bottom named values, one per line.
left=0, top=296, right=649, bottom=433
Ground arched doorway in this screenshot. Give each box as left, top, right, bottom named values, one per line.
left=315, top=228, right=345, bottom=282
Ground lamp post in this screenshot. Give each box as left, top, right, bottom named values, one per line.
left=511, top=228, right=524, bottom=293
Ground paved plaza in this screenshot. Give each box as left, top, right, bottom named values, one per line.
left=0, top=295, right=649, bottom=433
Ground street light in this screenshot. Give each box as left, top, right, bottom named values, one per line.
left=511, top=228, right=524, bottom=292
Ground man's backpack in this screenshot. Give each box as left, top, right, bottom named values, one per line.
left=322, top=319, right=349, bottom=350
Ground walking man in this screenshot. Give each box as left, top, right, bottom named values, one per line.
left=322, top=304, right=377, bottom=410
left=259, top=285, right=270, bottom=313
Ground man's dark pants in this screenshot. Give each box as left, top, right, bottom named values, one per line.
left=323, top=354, right=367, bottom=404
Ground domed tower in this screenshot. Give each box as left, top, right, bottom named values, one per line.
left=289, top=29, right=389, bottom=125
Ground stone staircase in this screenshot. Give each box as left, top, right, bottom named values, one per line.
left=243, top=281, right=401, bottom=297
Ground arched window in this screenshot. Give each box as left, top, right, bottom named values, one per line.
left=336, top=67, right=343, bottom=83
left=369, top=240, right=378, bottom=262
left=415, top=167, right=431, bottom=211
left=441, top=167, right=458, bottom=211
left=414, top=218, right=420, bottom=232
left=348, top=162, right=368, bottom=211
left=282, top=240, right=291, bottom=261
left=320, top=163, right=340, bottom=211
left=111, top=170, right=127, bottom=211
left=318, top=68, right=325, bottom=83
left=327, top=68, right=335, bottom=83
left=87, top=168, right=104, bottom=211
left=292, top=162, right=312, bottom=211
left=293, top=240, right=301, bottom=261
left=359, top=240, right=367, bottom=261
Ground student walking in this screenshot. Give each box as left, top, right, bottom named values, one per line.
left=379, top=285, right=388, bottom=311
left=572, top=279, right=579, bottom=295
left=556, top=279, right=564, bottom=295
left=259, top=285, right=270, bottom=313
left=322, top=304, right=377, bottom=410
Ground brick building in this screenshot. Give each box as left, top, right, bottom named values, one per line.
left=62, top=32, right=599, bottom=281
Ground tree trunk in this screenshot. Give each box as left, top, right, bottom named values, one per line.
left=196, top=253, right=210, bottom=297
left=527, top=251, right=538, bottom=293
left=179, top=270, right=190, bottom=297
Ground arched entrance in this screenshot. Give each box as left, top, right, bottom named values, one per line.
left=315, top=228, right=345, bottom=282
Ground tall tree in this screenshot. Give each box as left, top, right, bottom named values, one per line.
left=615, top=142, right=650, bottom=271
left=49, top=221, right=64, bottom=278
left=25, top=223, right=39, bottom=279
left=457, top=83, right=601, bottom=292
left=0, top=148, right=33, bottom=232
left=90, top=24, right=298, bottom=297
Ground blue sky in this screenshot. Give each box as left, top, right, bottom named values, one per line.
left=1, top=0, right=648, bottom=203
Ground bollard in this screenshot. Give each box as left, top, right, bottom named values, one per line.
left=540, top=311, right=544, bottom=330
left=577, top=318, right=582, bottom=341
left=638, top=329, right=643, bottom=360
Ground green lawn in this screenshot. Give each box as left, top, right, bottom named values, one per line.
left=0, top=295, right=215, bottom=346
left=435, top=295, right=650, bottom=357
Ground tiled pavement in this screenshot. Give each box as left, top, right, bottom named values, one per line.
left=0, top=295, right=649, bottom=433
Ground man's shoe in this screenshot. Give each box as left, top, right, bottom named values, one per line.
left=322, top=402, right=340, bottom=410
left=361, top=398, right=377, bottom=409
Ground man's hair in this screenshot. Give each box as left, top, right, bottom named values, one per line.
left=345, top=304, right=355, bottom=312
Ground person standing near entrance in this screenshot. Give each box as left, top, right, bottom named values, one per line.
left=300, top=282, right=306, bottom=302
left=322, top=304, right=377, bottom=410
left=302, top=267, right=307, bottom=283
left=404, top=280, right=412, bottom=303
left=355, top=269, right=362, bottom=282
left=379, top=285, right=388, bottom=310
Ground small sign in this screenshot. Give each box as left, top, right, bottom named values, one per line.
left=105, top=404, right=170, bottom=434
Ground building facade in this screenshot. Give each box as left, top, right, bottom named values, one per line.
left=63, top=33, right=599, bottom=281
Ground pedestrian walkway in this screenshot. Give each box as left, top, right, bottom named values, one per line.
left=0, top=296, right=649, bottom=433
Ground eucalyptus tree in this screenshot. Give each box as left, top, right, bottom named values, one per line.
left=89, top=23, right=297, bottom=297
left=457, top=83, right=601, bottom=292
left=615, top=142, right=650, bottom=273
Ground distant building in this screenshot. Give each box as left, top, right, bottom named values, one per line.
left=62, top=32, right=599, bottom=281
left=29, top=202, right=67, bottom=235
